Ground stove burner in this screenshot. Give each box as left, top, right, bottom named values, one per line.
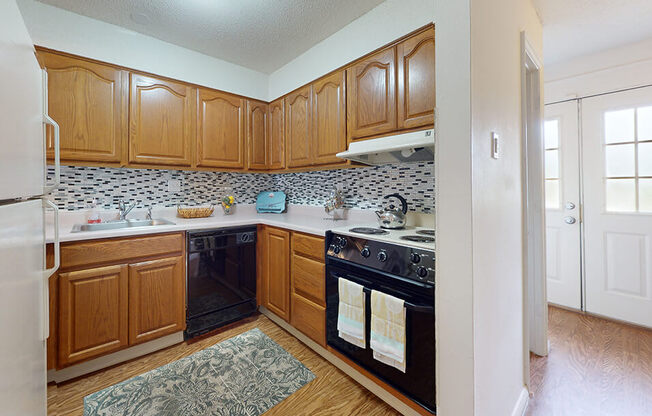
left=349, top=227, right=389, bottom=235
left=416, top=229, right=435, bottom=236
left=401, top=235, right=435, bottom=243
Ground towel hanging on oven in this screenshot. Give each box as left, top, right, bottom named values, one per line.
left=337, top=278, right=366, bottom=348
left=370, top=290, right=406, bottom=372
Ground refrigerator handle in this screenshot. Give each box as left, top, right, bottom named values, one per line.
left=43, top=114, right=60, bottom=194
left=43, top=199, right=60, bottom=278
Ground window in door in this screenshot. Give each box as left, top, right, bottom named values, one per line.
left=544, top=119, right=561, bottom=209
left=603, top=106, right=652, bottom=212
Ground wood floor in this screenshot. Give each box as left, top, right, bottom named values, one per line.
left=47, top=314, right=399, bottom=416
left=527, top=306, right=652, bottom=416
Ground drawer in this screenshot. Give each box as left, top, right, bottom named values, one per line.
left=292, top=232, right=324, bottom=261
left=292, top=254, right=325, bottom=305
left=61, top=232, right=184, bottom=270
left=291, top=293, right=326, bottom=347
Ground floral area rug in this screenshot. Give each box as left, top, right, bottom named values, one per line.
left=84, top=328, right=315, bottom=415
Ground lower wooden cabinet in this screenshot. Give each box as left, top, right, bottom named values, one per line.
left=128, top=256, right=185, bottom=345
left=261, top=226, right=291, bottom=321
left=49, top=232, right=185, bottom=369
left=290, top=293, right=326, bottom=347
left=58, top=265, right=129, bottom=367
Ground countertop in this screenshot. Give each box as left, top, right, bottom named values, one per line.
left=46, top=204, right=379, bottom=243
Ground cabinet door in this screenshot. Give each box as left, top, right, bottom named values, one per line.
left=291, top=293, right=326, bottom=347
left=58, top=265, right=128, bottom=367
left=347, top=47, right=397, bottom=141
left=128, top=256, right=185, bottom=345
left=41, top=51, right=127, bottom=163
left=197, top=89, right=245, bottom=168
left=285, top=85, right=312, bottom=167
left=312, top=70, right=347, bottom=165
left=247, top=100, right=268, bottom=170
left=129, top=74, right=194, bottom=166
left=397, top=27, right=436, bottom=129
left=263, top=227, right=291, bottom=321
left=267, top=98, right=285, bottom=170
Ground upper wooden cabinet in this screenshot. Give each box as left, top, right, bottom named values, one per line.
left=285, top=85, right=312, bottom=168
left=312, top=70, right=347, bottom=165
left=397, top=27, right=436, bottom=129
left=40, top=51, right=127, bottom=164
left=129, top=74, right=194, bottom=167
left=246, top=99, right=268, bottom=170
left=347, top=47, right=397, bottom=141
left=58, top=264, right=129, bottom=367
left=197, top=89, right=245, bottom=169
left=128, top=256, right=185, bottom=345
left=267, top=98, right=285, bottom=170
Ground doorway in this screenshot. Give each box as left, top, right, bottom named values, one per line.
left=544, top=86, right=652, bottom=328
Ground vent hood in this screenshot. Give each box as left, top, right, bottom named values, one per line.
left=336, top=129, right=434, bottom=166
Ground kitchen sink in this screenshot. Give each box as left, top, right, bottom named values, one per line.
left=71, top=218, right=175, bottom=233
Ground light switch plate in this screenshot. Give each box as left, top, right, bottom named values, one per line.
left=168, top=179, right=181, bottom=193
left=491, top=132, right=500, bottom=159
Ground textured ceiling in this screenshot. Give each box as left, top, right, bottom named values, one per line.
left=36, top=0, right=385, bottom=73
left=534, top=0, right=652, bottom=65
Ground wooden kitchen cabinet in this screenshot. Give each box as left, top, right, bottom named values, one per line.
left=58, top=265, right=129, bottom=367
left=267, top=98, right=285, bottom=169
left=261, top=226, right=291, bottom=321
left=197, top=88, right=245, bottom=169
left=397, top=27, right=436, bottom=129
left=40, top=50, right=128, bottom=164
left=285, top=85, right=313, bottom=168
left=128, top=256, right=185, bottom=345
left=347, top=47, right=397, bottom=141
left=246, top=99, right=269, bottom=170
left=129, top=74, right=194, bottom=167
left=312, top=70, right=347, bottom=165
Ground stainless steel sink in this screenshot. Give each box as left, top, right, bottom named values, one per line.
left=71, top=218, right=175, bottom=233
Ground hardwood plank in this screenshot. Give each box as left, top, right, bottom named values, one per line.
left=527, top=306, right=652, bottom=416
left=47, top=314, right=399, bottom=416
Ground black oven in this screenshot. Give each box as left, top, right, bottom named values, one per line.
left=325, top=232, right=436, bottom=414
left=185, top=226, right=257, bottom=339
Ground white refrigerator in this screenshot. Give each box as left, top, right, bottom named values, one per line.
left=0, top=1, right=60, bottom=414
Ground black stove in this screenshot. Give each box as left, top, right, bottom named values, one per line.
left=401, top=235, right=436, bottom=243
left=325, top=231, right=435, bottom=413
left=348, top=227, right=389, bottom=235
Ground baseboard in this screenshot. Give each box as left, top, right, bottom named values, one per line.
left=511, top=387, right=530, bottom=416
left=47, top=332, right=184, bottom=383
left=259, top=306, right=427, bottom=416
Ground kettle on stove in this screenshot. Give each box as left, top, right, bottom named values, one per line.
left=375, top=193, right=408, bottom=229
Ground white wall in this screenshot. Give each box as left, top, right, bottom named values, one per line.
left=469, top=0, right=542, bottom=415
left=268, top=0, right=434, bottom=100
left=545, top=37, right=652, bottom=103
left=16, top=0, right=269, bottom=101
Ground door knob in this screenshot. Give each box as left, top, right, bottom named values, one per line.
left=565, top=202, right=576, bottom=210
left=564, top=216, right=576, bottom=224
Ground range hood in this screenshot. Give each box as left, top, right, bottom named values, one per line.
left=336, top=129, right=434, bottom=166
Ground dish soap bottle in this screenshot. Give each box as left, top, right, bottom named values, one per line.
left=87, top=198, right=101, bottom=224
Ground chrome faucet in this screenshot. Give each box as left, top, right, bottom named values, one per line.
left=118, top=199, right=137, bottom=220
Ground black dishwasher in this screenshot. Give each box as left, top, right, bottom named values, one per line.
left=185, top=226, right=257, bottom=339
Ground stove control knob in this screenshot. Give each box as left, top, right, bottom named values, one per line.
left=416, top=266, right=428, bottom=279
left=377, top=251, right=388, bottom=262
left=334, top=236, right=343, bottom=246
left=410, top=252, right=421, bottom=264
left=333, top=246, right=341, bottom=254
left=360, top=247, right=371, bottom=258
left=339, top=238, right=347, bottom=247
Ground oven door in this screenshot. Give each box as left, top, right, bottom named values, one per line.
left=325, top=262, right=436, bottom=413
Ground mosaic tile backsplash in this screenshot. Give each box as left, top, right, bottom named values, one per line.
left=48, top=162, right=434, bottom=213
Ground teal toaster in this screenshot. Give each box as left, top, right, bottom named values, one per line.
left=256, top=191, right=287, bottom=213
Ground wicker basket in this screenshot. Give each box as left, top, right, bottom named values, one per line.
left=176, top=205, right=214, bottom=218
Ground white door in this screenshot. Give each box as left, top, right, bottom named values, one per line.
left=544, top=101, right=582, bottom=309
left=0, top=0, right=46, bottom=201
left=582, top=86, right=652, bottom=328
left=0, top=199, right=47, bottom=415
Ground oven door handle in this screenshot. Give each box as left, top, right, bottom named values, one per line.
left=333, top=275, right=434, bottom=313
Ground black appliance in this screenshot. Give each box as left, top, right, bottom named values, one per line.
left=185, top=226, right=257, bottom=339
left=325, top=231, right=436, bottom=414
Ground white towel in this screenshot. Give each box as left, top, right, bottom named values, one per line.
left=370, top=290, right=406, bottom=372
left=337, top=278, right=366, bottom=348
